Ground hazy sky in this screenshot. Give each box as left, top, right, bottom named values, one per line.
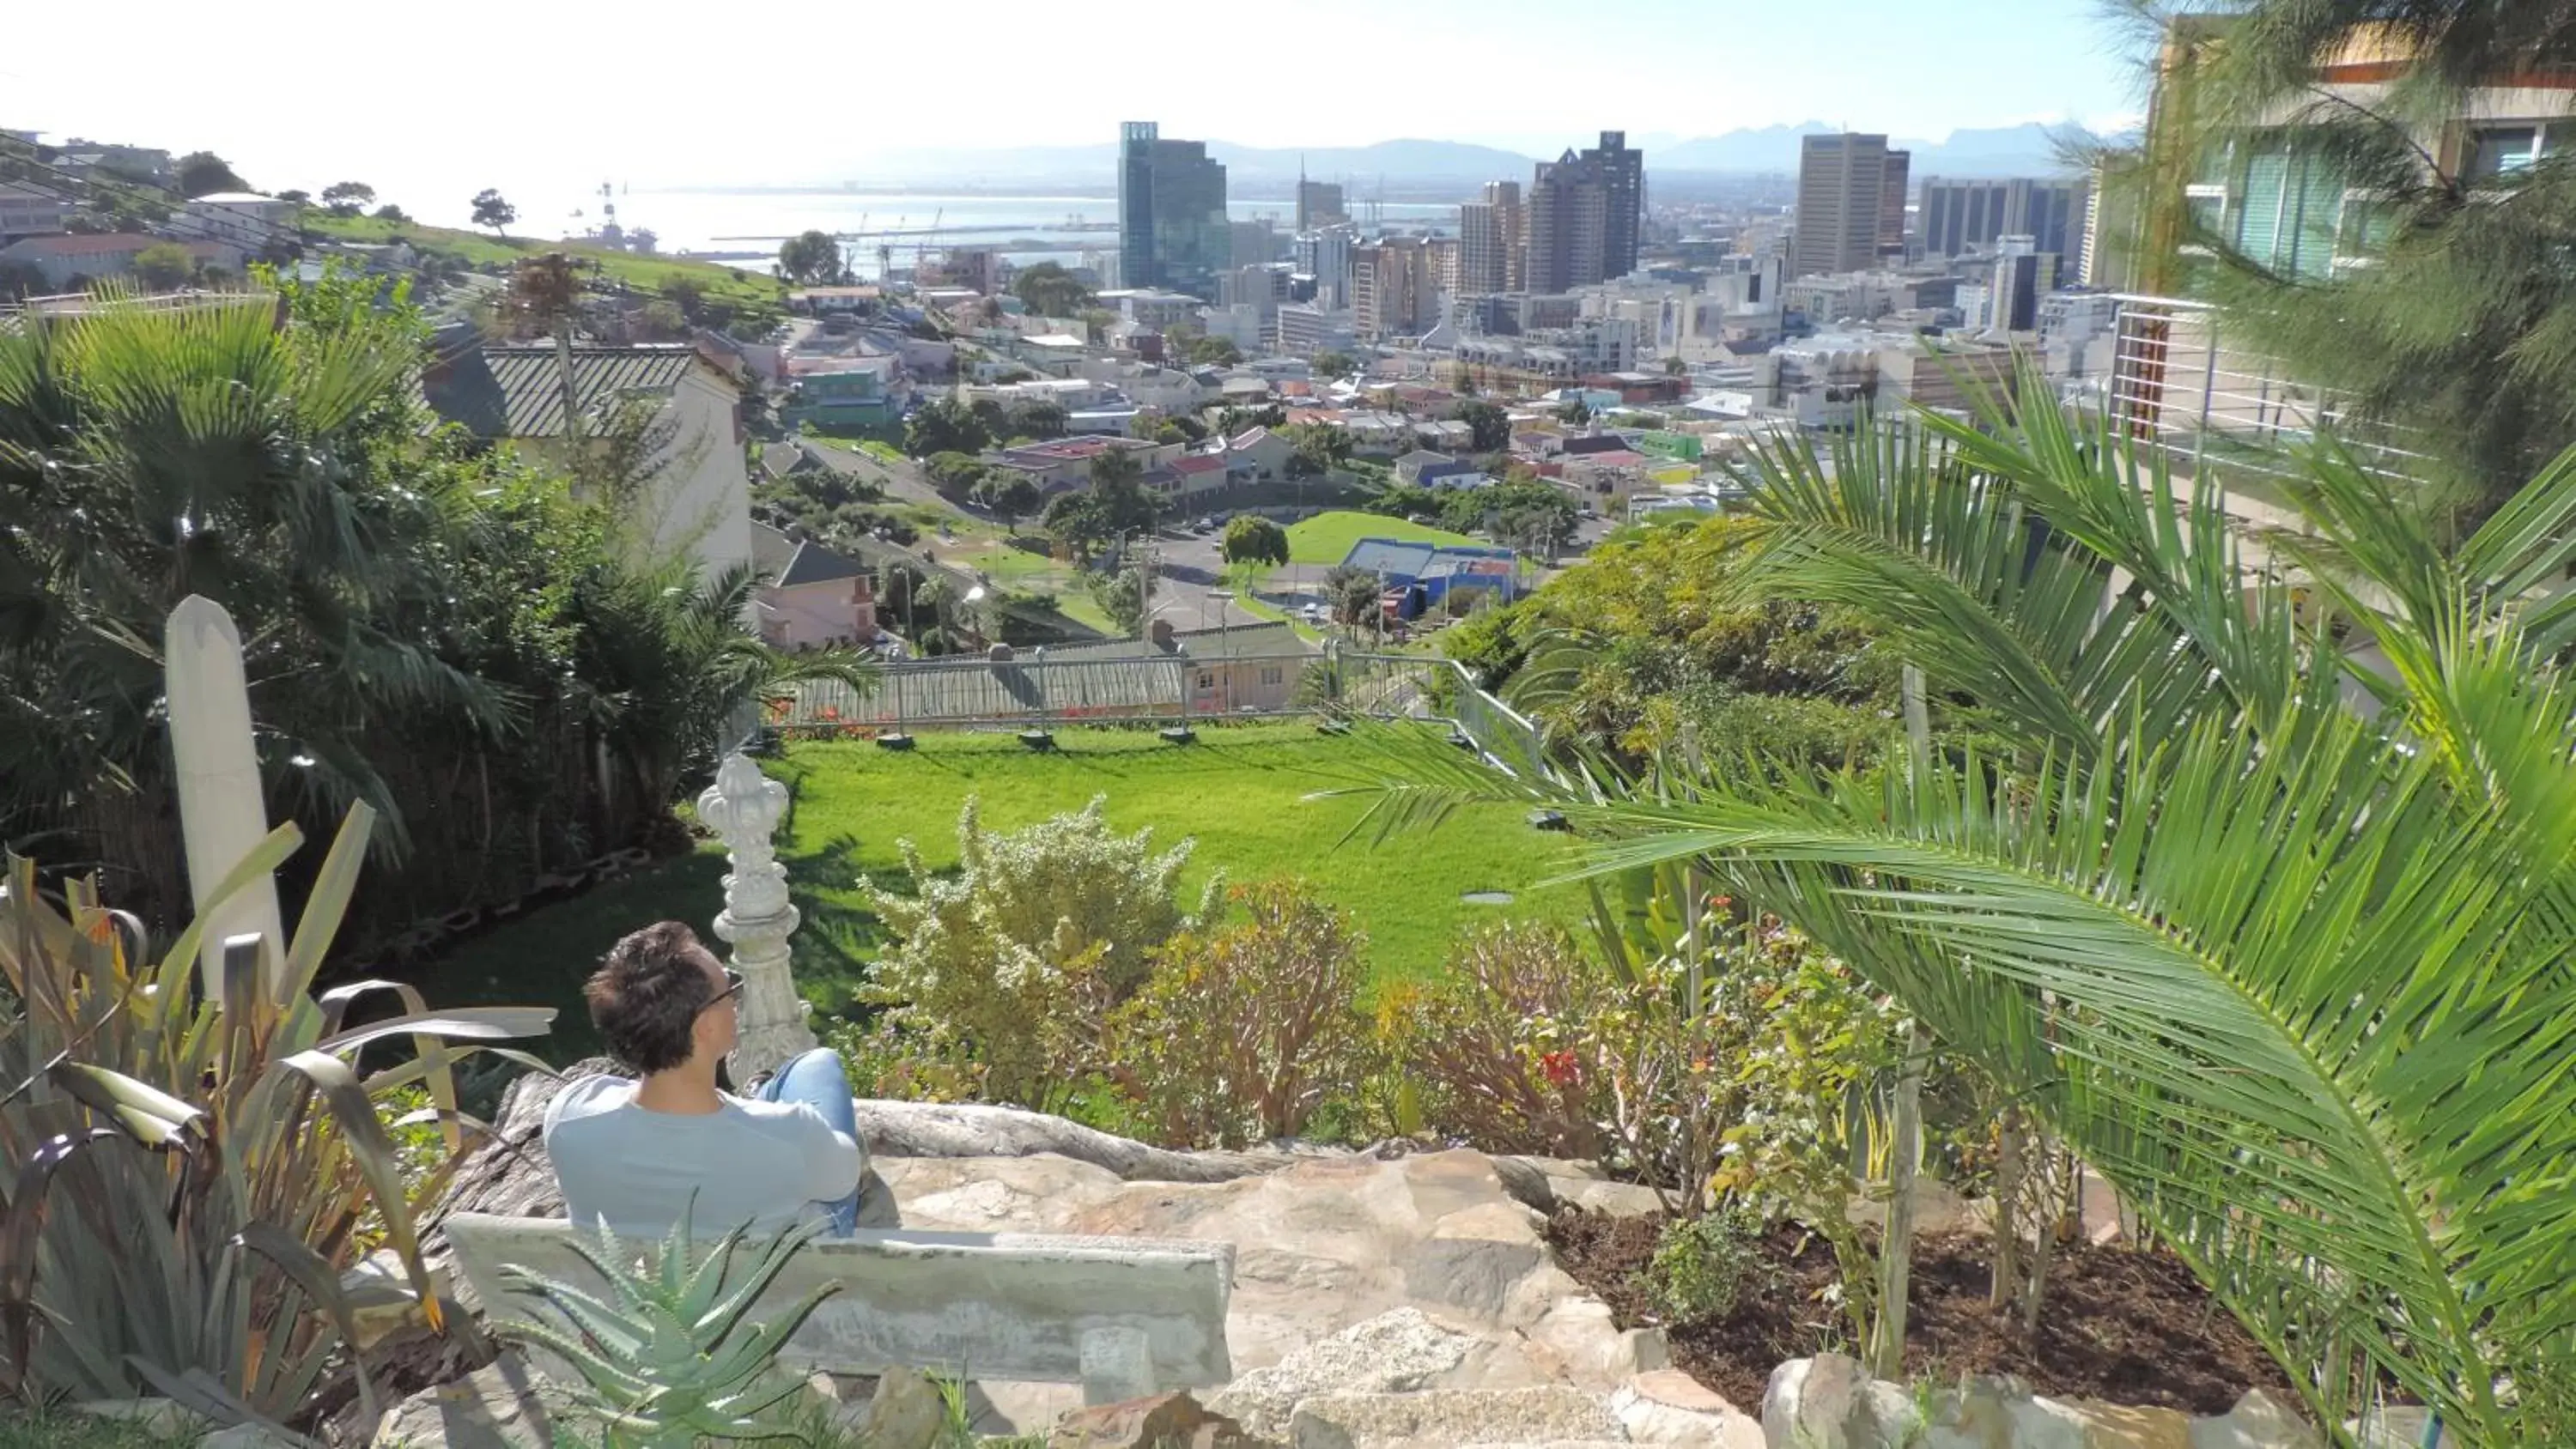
left=5, top=0, right=2146, bottom=226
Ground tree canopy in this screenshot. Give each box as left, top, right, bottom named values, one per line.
left=905, top=397, right=992, bottom=458
left=1042, top=451, right=1161, bottom=561
left=175, top=151, right=246, bottom=197
left=129, top=242, right=196, bottom=291
left=470, top=189, right=516, bottom=237
left=1012, top=261, right=1093, bottom=318
left=975, top=472, right=1045, bottom=530
left=778, top=229, right=846, bottom=287
left=1456, top=399, right=1512, bottom=454
left=1184, top=335, right=1243, bottom=367
left=1310, top=350, right=1358, bottom=380
left=319, top=181, right=375, bottom=216
left=1220, top=516, right=1290, bottom=569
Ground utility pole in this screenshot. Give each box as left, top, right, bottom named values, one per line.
left=1139, top=535, right=1154, bottom=639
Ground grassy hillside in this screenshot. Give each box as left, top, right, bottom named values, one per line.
left=304, top=212, right=784, bottom=315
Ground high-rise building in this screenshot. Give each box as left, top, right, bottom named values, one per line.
left=1920, top=177, right=2091, bottom=269
left=1293, top=223, right=1357, bottom=310
left=1117, top=121, right=1230, bottom=299
left=1880, top=149, right=1911, bottom=261
left=1794, top=133, right=1902, bottom=279
left=1459, top=199, right=1511, bottom=295
left=1989, top=235, right=2045, bottom=331
left=1484, top=179, right=1515, bottom=292
left=1296, top=176, right=1347, bottom=231
left=1525, top=132, right=1643, bottom=293
left=1352, top=236, right=1441, bottom=340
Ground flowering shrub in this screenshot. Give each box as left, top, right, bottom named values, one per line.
left=1388, top=909, right=1899, bottom=1222
left=860, top=796, right=1215, bottom=1110
left=1104, top=880, right=1373, bottom=1148
left=1382, top=922, right=1616, bottom=1162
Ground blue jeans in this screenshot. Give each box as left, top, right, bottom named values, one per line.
left=755, top=1047, right=863, bottom=1234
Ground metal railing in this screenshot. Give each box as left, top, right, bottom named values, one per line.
left=2105, top=294, right=2424, bottom=486
left=776, top=647, right=1553, bottom=779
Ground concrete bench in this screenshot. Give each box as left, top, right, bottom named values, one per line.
left=443, top=1214, right=1234, bottom=1404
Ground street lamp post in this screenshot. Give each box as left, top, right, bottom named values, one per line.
left=1206, top=588, right=1233, bottom=713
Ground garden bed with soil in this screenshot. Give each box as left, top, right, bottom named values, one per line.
left=1544, top=1207, right=2295, bottom=1416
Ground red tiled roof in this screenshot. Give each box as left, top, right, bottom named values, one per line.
left=1172, top=454, right=1228, bottom=475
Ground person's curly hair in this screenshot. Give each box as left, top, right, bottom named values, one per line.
left=584, top=921, right=720, bottom=1074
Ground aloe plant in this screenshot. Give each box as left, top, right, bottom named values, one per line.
left=0, top=806, right=556, bottom=1437
left=490, top=1203, right=839, bottom=1449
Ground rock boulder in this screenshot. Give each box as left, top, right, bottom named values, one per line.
left=1051, top=1391, right=1262, bottom=1449
left=1288, top=1385, right=1625, bottom=1449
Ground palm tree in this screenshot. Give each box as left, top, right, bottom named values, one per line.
left=1366, top=385, right=2576, bottom=1442
left=564, top=560, right=876, bottom=815
left=0, top=288, right=512, bottom=897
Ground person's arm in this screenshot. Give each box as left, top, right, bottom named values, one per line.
left=795, top=1106, right=865, bottom=1203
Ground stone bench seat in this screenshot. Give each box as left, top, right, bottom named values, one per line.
left=442, top=1214, right=1235, bottom=1404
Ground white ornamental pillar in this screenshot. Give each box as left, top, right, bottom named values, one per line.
left=696, top=752, right=814, bottom=1081
left=167, top=595, right=288, bottom=1000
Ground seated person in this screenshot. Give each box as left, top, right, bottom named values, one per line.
left=544, top=920, right=864, bottom=1239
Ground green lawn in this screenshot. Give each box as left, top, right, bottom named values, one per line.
left=1287, top=510, right=1481, bottom=566
left=410, top=724, right=1580, bottom=1063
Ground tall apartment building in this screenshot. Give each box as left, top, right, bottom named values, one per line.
left=1457, top=180, right=1524, bottom=295
left=1920, top=176, right=2090, bottom=268
left=1117, top=121, right=1230, bottom=299
left=1793, top=133, right=1908, bottom=278
left=1352, top=236, right=1441, bottom=340
left=1296, top=177, right=1347, bottom=231
left=1493, top=180, right=1526, bottom=290
left=1526, top=132, right=1644, bottom=293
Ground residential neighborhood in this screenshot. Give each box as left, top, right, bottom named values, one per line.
left=6, top=11, right=2573, bottom=1444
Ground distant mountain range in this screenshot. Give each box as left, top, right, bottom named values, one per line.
left=812, top=124, right=2093, bottom=196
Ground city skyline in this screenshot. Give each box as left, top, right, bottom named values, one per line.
left=3, top=0, right=2141, bottom=231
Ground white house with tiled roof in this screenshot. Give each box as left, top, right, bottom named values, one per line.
left=420, top=330, right=754, bottom=581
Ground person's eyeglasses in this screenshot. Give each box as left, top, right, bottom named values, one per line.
left=704, top=968, right=744, bottom=1013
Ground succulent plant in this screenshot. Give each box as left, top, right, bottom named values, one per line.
left=491, top=1203, right=838, bottom=1449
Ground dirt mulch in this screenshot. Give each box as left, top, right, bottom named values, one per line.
left=1544, top=1208, right=2295, bottom=1416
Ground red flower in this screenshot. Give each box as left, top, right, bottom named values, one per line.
left=1540, top=1051, right=1582, bottom=1089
